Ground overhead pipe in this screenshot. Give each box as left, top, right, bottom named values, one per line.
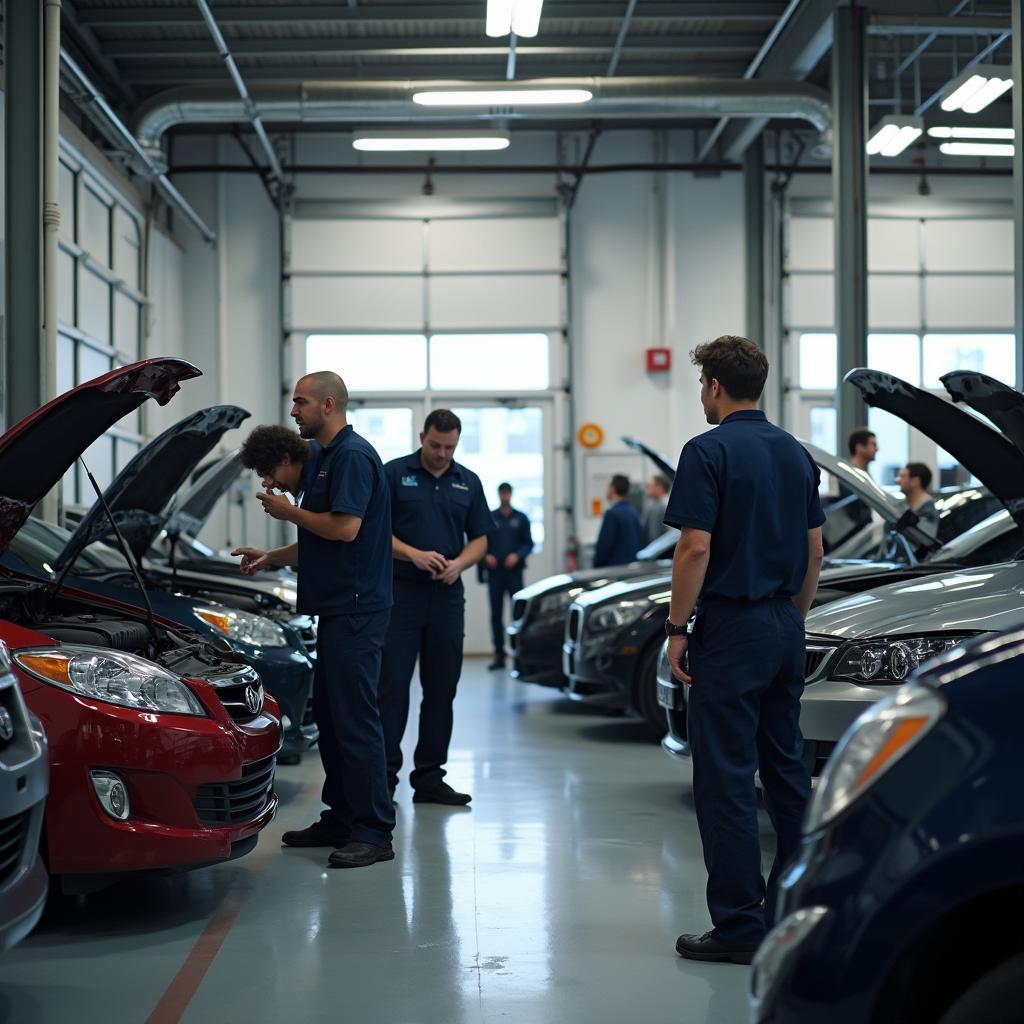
left=59, top=49, right=217, bottom=243
left=133, top=77, right=833, bottom=163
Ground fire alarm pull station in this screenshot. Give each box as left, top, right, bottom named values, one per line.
left=646, top=348, right=671, bottom=373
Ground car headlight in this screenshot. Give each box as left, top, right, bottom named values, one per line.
left=831, top=635, right=973, bottom=684
left=587, top=601, right=647, bottom=634
left=804, top=681, right=945, bottom=831
left=194, top=606, right=288, bottom=647
left=270, top=585, right=297, bottom=606
left=14, top=646, right=205, bottom=716
left=537, top=588, right=583, bottom=618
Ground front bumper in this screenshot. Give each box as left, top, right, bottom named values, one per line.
left=799, top=677, right=892, bottom=744
left=22, top=676, right=281, bottom=876
left=562, top=637, right=632, bottom=708
left=508, top=618, right=566, bottom=687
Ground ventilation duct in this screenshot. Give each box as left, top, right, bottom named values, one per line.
left=134, top=77, right=832, bottom=166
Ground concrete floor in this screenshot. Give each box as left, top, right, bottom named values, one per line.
left=0, top=660, right=774, bottom=1024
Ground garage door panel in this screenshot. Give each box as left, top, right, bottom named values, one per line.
left=290, top=275, right=424, bottom=330
left=868, top=219, right=919, bottom=272
left=788, top=218, right=833, bottom=271
left=869, top=274, right=920, bottom=328
left=925, top=275, right=1014, bottom=329
left=429, top=274, right=561, bottom=329
left=429, top=218, right=561, bottom=272
left=290, top=219, right=423, bottom=273
left=924, top=219, right=1012, bottom=272
left=787, top=273, right=834, bottom=327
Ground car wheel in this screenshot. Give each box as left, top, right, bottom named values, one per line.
left=938, top=953, right=1024, bottom=1024
left=632, top=642, right=665, bottom=741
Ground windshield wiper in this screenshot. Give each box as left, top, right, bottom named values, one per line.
left=50, top=456, right=160, bottom=650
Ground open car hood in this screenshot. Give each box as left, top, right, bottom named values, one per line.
left=622, top=437, right=676, bottom=479
left=0, top=358, right=200, bottom=555
left=845, top=368, right=1024, bottom=529
left=941, top=371, right=1024, bottom=456
left=55, top=405, right=250, bottom=571
left=164, top=448, right=244, bottom=541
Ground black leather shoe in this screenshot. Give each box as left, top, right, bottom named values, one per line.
left=282, top=814, right=350, bottom=848
left=487, top=657, right=506, bottom=671
left=413, top=782, right=472, bottom=806
left=327, top=841, right=395, bottom=869
left=675, top=931, right=757, bottom=965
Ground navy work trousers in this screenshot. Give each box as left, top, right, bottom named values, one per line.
left=378, top=577, right=466, bottom=793
left=487, top=567, right=524, bottom=656
left=313, top=610, right=395, bottom=846
left=686, top=596, right=811, bottom=948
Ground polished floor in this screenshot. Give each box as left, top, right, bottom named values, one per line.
left=0, top=660, right=774, bottom=1024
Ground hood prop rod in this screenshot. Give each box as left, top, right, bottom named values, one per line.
left=70, top=457, right=161, bottom=651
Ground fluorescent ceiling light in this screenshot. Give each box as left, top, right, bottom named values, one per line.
left=486, top=0, right=545, bottom=38
left=353, top=131, right=510, bottom=152
left=865, top=115, right=923, bottom=157
left=940, top=65, right=1012, bottom=113
left=927, top=126, right=1014, bottom=140
left=412, top=88, right=592, bottom=107
left=939, top=141, right=1014, bottom=158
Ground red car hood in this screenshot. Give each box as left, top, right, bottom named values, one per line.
left=0, top=358, right=201, bottom=554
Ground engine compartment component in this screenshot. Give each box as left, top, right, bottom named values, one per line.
left=32, top=615, right=153, bottom=652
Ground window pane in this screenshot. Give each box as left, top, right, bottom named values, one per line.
left=867, top=333, right=920, bottom=386
left=114, top=292, right=140, bottom=359
left=79, top=268, right=111, bottom=344
left=115, top=439, right=141, bottom=475
left=113, top=207, right=141, bottom=290
left=809, top=406, right=836, bottom=455
left=348, top=408, right=415, bottom=466
left=82, top=434, right=115, bottom=491
left=306, top=334, right=427, bottom=392
left=868, top=407, right=908, bottom=486
left=798, top=333, right=837, bottom=390
left=430, top=334, right=550, bottom=391
left=451, top=406, right=546, bottom=550
left=57, top=333, right=75, bottom=396
left=78, top=344, right=111, bottom=386
left=57, top=250, right=75, bottom=326
left=922, top=334, right=1015, bottom=389
left=81, top=187, right=111, bottom=267
left=58, top=162, right=76, bottom=244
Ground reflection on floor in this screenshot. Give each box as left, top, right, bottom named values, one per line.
left=0, top=660, right=776, bottom=1024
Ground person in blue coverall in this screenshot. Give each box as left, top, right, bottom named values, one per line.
left=484, top=482, right=534, bottom=670
left=592, top=474, right=643, bottom=568
left=663, top=335, right=825, bottom=964
left=232, top=372, right=395, bottom=870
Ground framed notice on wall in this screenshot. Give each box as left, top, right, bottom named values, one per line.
left=582, top=452, right=646, bottom=519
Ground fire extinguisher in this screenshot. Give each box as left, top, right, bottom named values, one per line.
left=566, top=534, right=579, bottom=573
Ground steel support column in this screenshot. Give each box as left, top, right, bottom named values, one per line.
left=4, top=1, right=44, bottom=430
left=1013, top=0, right=1023, bottom=389
left=745, top=137, right=766, bottom=349
left=833, top=2, right=869, bottom=451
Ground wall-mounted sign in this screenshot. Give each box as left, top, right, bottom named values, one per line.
left=577, top=423, right=604, bottom=449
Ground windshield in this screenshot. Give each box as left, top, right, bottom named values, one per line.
left=931, top=509, right=1024, bottom=566
left=8, top=517, right=136, bottom=577
left=149, top=531, right=216, bottom=563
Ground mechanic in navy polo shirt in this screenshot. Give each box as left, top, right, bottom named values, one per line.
left=592, top=474, right=643, bottom=568
left=378, top=409, right=492, bottom=807
left=663, top=336, right=825, bottom=965
left=232, top=371, right=395, bottom=870
left=483, top=482, right=534, bottom=670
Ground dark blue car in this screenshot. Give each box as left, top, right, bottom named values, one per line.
left=752, top=628, right=1024, bottom=1024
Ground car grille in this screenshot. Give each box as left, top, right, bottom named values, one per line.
left=206, top=667, right=265, bottom=722
left=193, top=755, right=276, bottom=826
left=567, top=608, right=582, bottom=643
left=805, top=645, right=835, bottom=680
left=0, top=811, right=29, bottom=888
left=289, top=615, right=317, bottom=656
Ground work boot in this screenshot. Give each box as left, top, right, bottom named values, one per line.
left=487, top=656, right=506, bottom=670
left=675, top=930, right=757, bottom=966
left=282, top=812, right=350, bottom=848
left=327, top=841, right=395, bottom=869
left=413, top=782, right=472, bottom=806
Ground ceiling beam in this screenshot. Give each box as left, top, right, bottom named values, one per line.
left=868, top=15, right=1011, bottom=36
left=77, top=3, right=789, bottom=28
left=99, top=34, right=766, bottom=59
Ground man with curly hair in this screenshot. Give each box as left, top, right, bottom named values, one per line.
left=233, top=371, right=396, bottom=870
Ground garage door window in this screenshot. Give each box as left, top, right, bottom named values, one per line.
left=306, top=334, right=428, bottom=392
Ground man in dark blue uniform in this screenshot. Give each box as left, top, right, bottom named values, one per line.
left=663, top=336, right=825, bottom=964
left=231, top=371, right=395, bottom=869
left=592, top=474, right=643, bottom=567
left=379, top=409, right=492, bottom=806
left=484, top=482, right=534, bottom=670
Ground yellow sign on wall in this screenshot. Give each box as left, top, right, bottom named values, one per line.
left=577, top=423, right=604, bottom=449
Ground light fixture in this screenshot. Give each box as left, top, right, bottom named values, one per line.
left=927, top=126, right=1014, bottom=140
left=353, top=131, right=511, bottom=152
left=865, top=115, right=923, bottom=157
left=412, top=87, right=592, bottom=107
left=940, top=65, right=1012, bottom=114
left=486, top=0, right=545, bottom=38
left=939, top=141, right=1015, bottom=158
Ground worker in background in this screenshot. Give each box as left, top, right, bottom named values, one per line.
left=378, top=410, right=492, bottom=807
left=664, top=335, right=824, bottom=965
left=642, top=474, right=672, bottom=546
left=231, top=373, right=395, bottom=870
left=897, top=461, right=939, bottom=537
left=847, top=427, right=877, bottom=474
left=484, top=482, right=534, bottom=671
left=592, top=474, right=643, bottom=568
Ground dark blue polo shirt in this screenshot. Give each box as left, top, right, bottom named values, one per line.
left=664, top=410, right=826, bottom=602
left=487, top=506, right=534, bottom=567
left=593, top=500, right=644, bottom=568
left=384, top=450, right=493, bottom=583
left=296, top=425, right=393, bottom=616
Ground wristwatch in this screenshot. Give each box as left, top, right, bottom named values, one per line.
left=664, top=618, right=687, bottom=638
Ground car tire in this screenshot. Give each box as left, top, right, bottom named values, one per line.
left=632, top=642, right=665, bottom=741
left=938, top=953, right=1024, bottom=1024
